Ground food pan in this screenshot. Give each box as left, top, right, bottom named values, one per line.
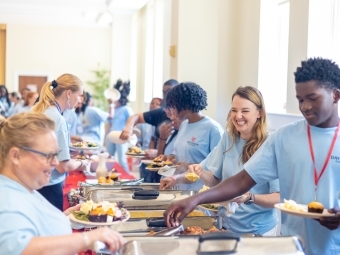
left=95, top=234, right=305, bottom=255
left=110, top=216, right=221, bottom=236
left=86, top=189, right=197, bottom=210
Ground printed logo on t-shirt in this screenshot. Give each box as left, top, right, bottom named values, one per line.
left=331, top=154, right=340, bottom=163
left=187, top=137, right=198, bottom=146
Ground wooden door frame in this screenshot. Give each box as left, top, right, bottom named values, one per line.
left=13, top=71, right=52, bottom=91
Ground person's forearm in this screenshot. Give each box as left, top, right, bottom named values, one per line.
left=157, top=139, right=166, bottom=155
left=253, top=192, right=280, bottom=208
left=55, top=159, right=83, bottom=174
left=126, top=114, right=143, bottom=130
left=200, top=171, right=221, bottom=187
left=22, top=233, right=88, bottom=255
left=196, top=170, right=256, bottom=205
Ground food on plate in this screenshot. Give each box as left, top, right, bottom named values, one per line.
left=307, top=201, right=324, bottom=213
left=200, top=204, right=219, bottom=210
left=127, top=146, right=144, bottom=154
left=109, top=170, right=119, bottom=181
left=283, top=199, right=306, bottom=212
left=147, top=162, right=164, bottom=169
left=72, top=200, right=126, bottom=223
left=147, top=226, right=222, bottom=236
left=98, top=177, right=106, bottom=184
left=71, top=141, right=98, bottom=148
left=98, top=176, right=114, bottom=184
left=163, top=160, right=173, bottom=166
left=199, top=185, right=210, bottom=193
left=153, top=156, right=163, bottom=162
left=185, top=172, right=200, bottom=182
left=129, top=210, right=206, bottom=218
left=89, top=206, right=107, bottom=222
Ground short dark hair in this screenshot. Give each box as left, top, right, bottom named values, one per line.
left=165, top=82, right=207, bottom=112
left=294, top=57, right=340, bottom=90
left=163, top=79, right=179, bottom=87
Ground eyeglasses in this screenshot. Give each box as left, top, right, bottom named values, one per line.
left=20, top=146, right=61, bottom=164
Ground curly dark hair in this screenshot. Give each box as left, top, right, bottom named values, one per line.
left=113, top=79, right=131, bottom=106
left=294, top=57, right=340, bottom=90
left=165, top=82, right=207, bottom=112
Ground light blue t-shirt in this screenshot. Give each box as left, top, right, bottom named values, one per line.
left=109, top=105, right=133, bottom=132
left=201, top=131, right=279, bottom=234
left=0, top=175, right=72, bottom=254
left=173, top=116, right=224, bottom=191
left=7, top=102, right=22, bottom=117
left=63, top=109, right=77, bottom=136
left=82, top=106, right=109, bottom=144
left=245, top=119, right=340, bottom=255
left=164, top=131, right=178, bottom=155
left=137, top=123, right=155, bottom=150
left=43, top=106, right=70, bottom=185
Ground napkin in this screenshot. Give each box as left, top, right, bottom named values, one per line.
left=220, top=194, right=248, bottom=217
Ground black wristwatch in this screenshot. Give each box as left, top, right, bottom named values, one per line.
left=244, top=193, right=254, bottom=205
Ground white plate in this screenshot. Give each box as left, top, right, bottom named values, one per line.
left=125, top=153, right=146, bottom=158
left=158, top=166, right=176, bottom=176
left=197, top=204, right=220, bottom=213
left=274, top=203, right=335, bottom=219
left=70, top=146, right=99, bottom=151
left=145, top=166, right=162, bottom=171
left=69, top=209, right=130, bottom=226
left=141, top=159, right=155, bottom=164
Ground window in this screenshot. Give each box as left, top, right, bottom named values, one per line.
left=144, top=0, right=164, bottom=103
left=258, top=0, right=290, bottom=113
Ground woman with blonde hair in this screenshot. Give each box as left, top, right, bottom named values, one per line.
left=0, top=113, right=125, bottom=254
left=162, top=86, right=280, bottom=236
left=32, top=74, right=88, bottom=211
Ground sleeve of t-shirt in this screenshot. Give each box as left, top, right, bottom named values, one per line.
left=201, top=136, right=225, bottom=179
left=92, top=107, right=109, bottom=122
left=57, top=122, right=71, bottom=161
left=268, top=178, right=280, bottom=193
left=244, top=133, right=279, bottom=185
left=0, top=211, right=36, bottom=254
left=143, top=108, right=164, bottom=126
left=209, top=126, right=224, bottom=151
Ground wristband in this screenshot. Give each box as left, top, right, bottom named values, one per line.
left=159, top=137, right=167, bottom=140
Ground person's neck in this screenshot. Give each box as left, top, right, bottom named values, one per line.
left=316, top=116, right=340, bottom=128
left=240, top=132, right=252, bottom=140
left=1, top=167, right=34, bottom=193
left=54, top=99, right=67, bottom=113
left=187, top=112, right=204, bottom=123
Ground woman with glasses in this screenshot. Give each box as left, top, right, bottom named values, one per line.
left=32, top=74, right=88, bottom=211
left=0, top=113, right=125, bottom=254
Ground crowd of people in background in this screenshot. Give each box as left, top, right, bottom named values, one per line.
left=1, top=57, right=340, bottom=255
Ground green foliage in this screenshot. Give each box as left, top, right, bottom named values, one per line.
left=86, top=68, right=110, bottom=110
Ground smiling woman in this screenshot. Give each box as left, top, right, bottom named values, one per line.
left=0, top=113, right=125, bottom=255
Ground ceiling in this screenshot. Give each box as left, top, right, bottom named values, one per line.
left=0, top=0, right=151, bottom=27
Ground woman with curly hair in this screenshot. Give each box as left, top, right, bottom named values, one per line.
left=106, top=80, right=133, bottom=173
left=159, top=82, right=224, bottom=191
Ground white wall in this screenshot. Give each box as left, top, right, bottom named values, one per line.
left=170, top=0, right=261, bottom=127
left=6, top=24, right=111, bottom=92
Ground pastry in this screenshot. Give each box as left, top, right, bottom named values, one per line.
left=163, top=160, right=173, bottom=166
left=88, top=206, right=108, bottom=222
left=98, top=176, right=106, bottom=184
left=307, top=201, right=324, bottom=213
left=185, top=172, right=200, bottom=182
